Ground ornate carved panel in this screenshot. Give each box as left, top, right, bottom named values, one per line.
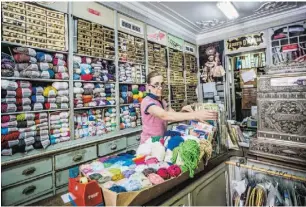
left=258, top=99, right=306, bottom=137
left=250, top=139, right=306, bottom=164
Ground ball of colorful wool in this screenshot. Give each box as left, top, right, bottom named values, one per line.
left=157, top=168, right=170, bottom=180
left=147, top=173, right=164, bottom=185
left=123, top=179, right=142, bottom=192
left=132, top=88, right=139, bottom=95
left=142, top=168, right=156, bottom=177
left=122, top=170, right=136, bottom=178
left=138, top=91, right=144, bottom=98
left=167, top=165, right=181, bottom=177
left=109, top=185, right=127, bottom=193
left=111, top=173, right=124, bottom=182
left=167, top=136, right=184, bottom=150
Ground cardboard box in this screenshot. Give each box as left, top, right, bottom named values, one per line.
left=101, top=161, right=205, bottom=206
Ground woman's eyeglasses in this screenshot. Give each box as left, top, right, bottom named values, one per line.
left=149, top=83, right=166, bottom=89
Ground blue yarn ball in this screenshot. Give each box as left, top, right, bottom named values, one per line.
left=167, top=136, right=184, bottom=150
left=47, top=69, right=55, bottom=79
left=109, top=185, right=127, bottom=193
left=1, top=128, right=8, bottom=135
left=73, top=73, right=80, bottom=80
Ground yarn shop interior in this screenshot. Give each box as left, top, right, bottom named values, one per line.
left=1, top=1, right=306, bottom=206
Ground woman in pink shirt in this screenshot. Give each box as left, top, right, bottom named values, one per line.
left=140, top=71, right=218, bottom=143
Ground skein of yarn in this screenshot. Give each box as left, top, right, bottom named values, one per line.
left=142, top=168, right=156, bottom=177
left=167, top=165, right=181, bottom=177
left=147, top=173, right=164, bottom=185
left=157, top=168, right=170, bottom=180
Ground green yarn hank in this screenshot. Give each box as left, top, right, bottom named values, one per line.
left=151, top=136, right=163, bottom=143
left=172, top=140, right=200, bottom=178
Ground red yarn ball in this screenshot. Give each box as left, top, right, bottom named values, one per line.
left=1, top=115, right=10, bottom=123
left=167, top=165, right=181, bottom=177
left=157, top=168, right=170, bottom=180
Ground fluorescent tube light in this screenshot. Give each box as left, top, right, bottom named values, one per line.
left=217, top=2, right=239, bottom=20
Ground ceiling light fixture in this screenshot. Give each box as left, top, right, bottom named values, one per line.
left=217, top=2, right=239, bottom=20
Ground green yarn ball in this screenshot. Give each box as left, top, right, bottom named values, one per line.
left=132, top=88, right=139, bottom=95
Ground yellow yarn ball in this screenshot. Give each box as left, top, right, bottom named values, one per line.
left=138, top=91, right=143, bottom=98
left=79, top=177, right=88, bottom=184
left=133, top=94, right=139, bottom=99
left=43, top=86, right=57, bottom=97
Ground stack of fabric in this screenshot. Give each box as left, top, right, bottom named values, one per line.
left=36, top=51, right=55, bottom=79
left=83, top=83, right=95, bottom=107
left=52, top=82, right=69, bottom=109
left=53, top=53, right=68, bottom=80
left=74, top=109, right=106, bottom=139
left=13, top=47, right=39, bottom=79
left=1, top=52, right=17, bottom=77
left=50, top=111, right=70, bottom=144
left=105, top=84, right=116, bottom=105
left=74, top=82, right=84, bottom=108
left=1, top=80, right=18, bottom=113
left=104, top=108, right=117, bottom=133
left=16, top=81, right=32, bottom=112
left=93, top=83, right=107, bottom=106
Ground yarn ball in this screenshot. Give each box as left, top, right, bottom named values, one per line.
left=109, top=185, right=127, bottom=193
left=147, top=173, right=164, bottom=185
left=138, top=91, right=143, bottom=98
left=151, top=142, right=166, bottom=162
left=151, top=136, right=163, bottom=143
left=136, top=143, right=152, bottom=156
left=79, top=177, right=88, bottom=184
left=145, top=157, right=159, bottom=165
left=167, top=136, right=184, bottom=150
left=131, top=88, right=139, bottom=95
left=142, top=168, right=156, bottom=177
left=122, top=170, right=136, bottom=178
left=168, top=165, right=181, bottom=177
left=123, top=179, right=142, bottom=192
left=157, top=168, right=170, bottom=180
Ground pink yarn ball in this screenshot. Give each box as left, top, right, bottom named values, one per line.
left=167, top=165, right=181, bottom=177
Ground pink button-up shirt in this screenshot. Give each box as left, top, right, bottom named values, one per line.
left=140, top=93, right=168, bottom=143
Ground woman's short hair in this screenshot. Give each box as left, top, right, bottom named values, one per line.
left=147, top=71, right=162, bottom=84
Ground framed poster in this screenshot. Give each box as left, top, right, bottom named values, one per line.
left=199, top=40, right=225, bottom=83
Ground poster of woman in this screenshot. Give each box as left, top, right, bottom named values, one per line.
left=199, top=40, right=225, bottom=83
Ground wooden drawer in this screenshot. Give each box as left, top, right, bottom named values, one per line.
left=98, top=137, right=127, bottom=157
left=2, top=158, right=52, bottom=187
left=170, top=194, right=190, bottom=206
left=55, top=145, right=97, bottom=170
left=2, top=175, right=53, bottom=206
left=127, top=134, right=141, bottom=147
left=55, top=169, right=69, bottom=187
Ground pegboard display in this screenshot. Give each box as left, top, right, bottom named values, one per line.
left=118, top=31, right=145, bottom=65
left=185, top=53, right=198, bottom=85
left=76, top=19, right=115, bottom=59
left=1, top=2, right=67, bottom=51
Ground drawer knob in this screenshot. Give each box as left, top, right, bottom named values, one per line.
left=22, top=167, right=36, bottom=176
left=111, top=144, right=117, bottom=150
left=22, top=185, right=36, bottom=195
left=73, top=154, right=83, bottom=162
left=136, top=136, right=141, bottom=141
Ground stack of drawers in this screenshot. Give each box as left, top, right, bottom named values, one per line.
left=169, top=49, right=184, bottom=85
left=2, top=2, right=27, bottom=44
left=250, top=68, right=306, bottom=165
left=2, top=2, right=66, bottom=51
left=91, top=23, right=104, bottom=57
left=103, top=27, right=115, bottom=60
left=46, top=9, right=65, bottom=51
left=26, top=4, right=47, bottom=48
left=77, top=19, right=91, bottom=56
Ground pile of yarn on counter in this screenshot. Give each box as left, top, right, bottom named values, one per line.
left=73, top=56, right=115, bottom=82
left=1, top=112, right=51, bottom=156
left=74, top=109, right=106, bottom=139
left=80, top=150, right=182, bottom=193
left=136, top=120, right=215, bottom=178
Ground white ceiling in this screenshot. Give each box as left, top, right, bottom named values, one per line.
left=139, top=1, right=305, bottom=34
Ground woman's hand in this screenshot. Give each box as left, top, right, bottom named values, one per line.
left=181, top=105, right=194, bottom=112
left=194, top=110, right=218, bottom=122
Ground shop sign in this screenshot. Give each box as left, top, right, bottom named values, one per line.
left=226, top=32, right=265, bottom=52
left=88, top=8, right=101, bottom=16
left=147, top=25, right=167, bottom=45
left=185, top=45, right=195, bottom=54
left=120, top=18, right=143, bottom=35
left=168, top=34, right=184, bottom=51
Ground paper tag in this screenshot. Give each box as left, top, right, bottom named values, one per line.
left=241, top=69, right=256, bottom=83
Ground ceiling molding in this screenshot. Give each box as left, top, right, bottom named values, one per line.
left=196, top=6, right=306, bottom=45
left=100, top=1, right=197, bottom=44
